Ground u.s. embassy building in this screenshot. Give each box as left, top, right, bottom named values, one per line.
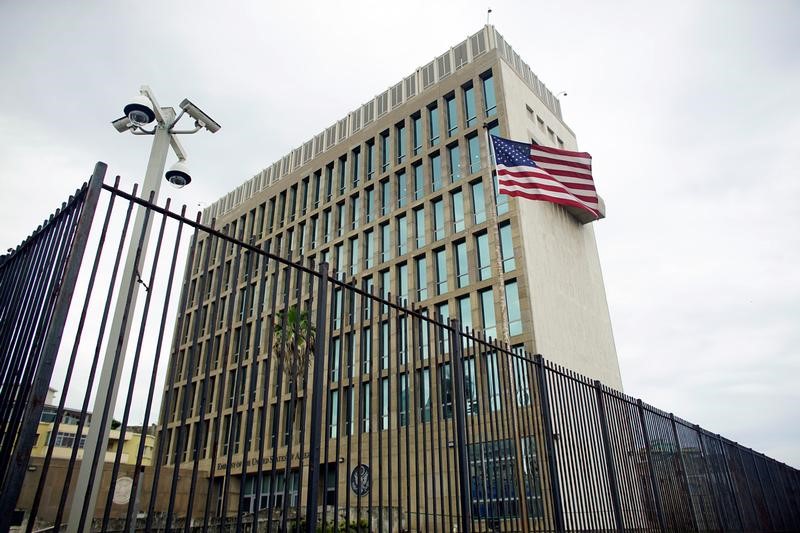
left=159, top=25, right=623, bottom=530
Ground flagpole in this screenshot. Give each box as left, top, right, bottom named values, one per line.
left=483, top=126, right=510, bottom=346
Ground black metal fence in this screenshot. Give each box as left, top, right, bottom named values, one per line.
left=0, top=167, right=798, bottom=532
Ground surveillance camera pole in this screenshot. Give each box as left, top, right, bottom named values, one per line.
left=66, top=106, right=174, bottom=533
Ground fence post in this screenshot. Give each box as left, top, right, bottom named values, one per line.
left=305, top=263, right=329, bottom=533
left=449, top=319, right=472, bottom=533
left=594, top=380, right=624, bottom=532
left=0, top=164, right=105, bottom=532
left=670, top=414, right=699, bottom=531
left=534, top=354, right=564, bottom=533
left=637, top=400, right=666, bottom=532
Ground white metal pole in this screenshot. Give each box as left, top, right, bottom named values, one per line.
left=67, top=108, right=174, bottom=533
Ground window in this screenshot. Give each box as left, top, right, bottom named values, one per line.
left=365, top=187, right=375, bottom=222
left=297, top=222, right=306, bottom=255
left=380, top=223, right=391, bottom=262
left=487, top=351, right=501, bottom=411
left=399, top=374, right=409, bottom=427
left=505, top=281, right=523, bottom=337
left=440, top=363, right=453, bottom=419
left=434, top=248, right=448, bottom=295
left=428, top=104, right=440, bottom=147
left=418, top=309, right=430, bottom=360
left=322, top=209, right=331, bottom=243
left=432, top=199, right=445, bottom=240
left=455, top=240, right=469, bottom=288
left=352, top=148, right=361, bottom=186
left=479, top=288, right=497, bottom=339
left=300, top=179, right=309, bottom=215
left=381, top=131, right=390, bottom=172
left=313, top=171, right=322, bottom=206
left=448, top=144, right=461, bottom=181
left=328, top=389, right=339, bottom=438
left=415, top=256, right=428, bottom=301
left=310, top=216, right=318, bottom=248
left=412, top=114, right=423, bottom=155
left=349, top=236, right=359, bottom=276
left=396, top=214, right=408, bottom=255
left=345, top=386, right=355, bottom=436
left=396, top=262, right=408, bottom=301
left=361, top=382, right=371, bottom=433
left=334, top=243, right=343, bottom=277
left=330, top=336, right=341, bottom=383
left=464, top=84, right=477, bottom=127
left=445, top=94, right=458, bottom=136
left=451, top=190, right=465, bottom=232
left=396, top=170, right=408, bottom=208
left=413, top=164, right=425, bottom=200
left=457, top=295, right=472, bottom=332
left=362, top=326, right=372, bottom=373
left=351, top=195, right=360, bottom=230
left=363, top=276, right=373, bottom=319
left=364, top=229, right=374, bottom=269
left=430, top=154, right=442, bottom=191
left=471, top=181, right=486, bottom=224
left=380, top=270, right=390, bottom=313
left=380, top=320, right=389, bottom=370
left=381, top=180, right=391, bottom=216
left=380, top=377, right=389, bottom=430
left=325, top=165, right=334, bottom=200
left=366, top=141, right=375, bottom=180
left=468, top=135, right=481, bottom=174
left=468, top=440, right=518, bottom=518
left=396, top=122, right=407, bottom=164
left=414, top=207, right=426, bottom=247
left=499, top=223, right=515, bottom=272
left=336, top=203, right=345, bottom=237
left=482, top=72, right=497, bottom=116
left=418, top=368, right=431, bottom=422
left=288, top=185, right=297, bottom=221
left=464, top=357, right=478, bottom=414
left=475, top=233, right=491, bottom=280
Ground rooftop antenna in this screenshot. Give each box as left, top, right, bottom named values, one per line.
left=487, top=7, right=492, bottom=25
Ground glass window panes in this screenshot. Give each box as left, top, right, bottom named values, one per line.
left=451, top=190, right=465, bottom=232
left=448, top=144, right=461, bottom=181
left=479, top=288, right=497, bottom=339
left=396, top=215, right=408, bottom=256
left=414, top=207, right=426, bottom=247
left=428, top=104, right=440, bottom=146
left=418, top=368, right=431, bottom=422
left=415, top=256, right=428, bottom=301
left=482, top=72, right=497, bottom=116
left=476, top=233, right=490, bottom=280
left=433, top=199, right=445, bottom=240
left=435, top=248, right=448, bottom=295
left=364, top=229, right=374, bottom=269
left=505, top=281, right=522, bottom=337
left=381, top=132, right=390, bottom=172
left=413, top=164, right=425, bottom=200
left=445, top=95, right=458, bottom=136
left=430, top=154, right=442, bottom=191
left=464, top=84, right=477, bottom=127
left=397, top=171, right=408, bottom=208
left=455, top=240, right=469, bottom=288
left=500, top=222, right=515, bottom=272
left=396, top=122, right=407, bottom=163
left=468, top=135, right=481, bottom=174
left=412, top=115, right=423, bottom=155
left=471, top=181, right=486, bottom=224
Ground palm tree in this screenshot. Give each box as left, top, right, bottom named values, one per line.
left=272, top=306, right=316, bottom=380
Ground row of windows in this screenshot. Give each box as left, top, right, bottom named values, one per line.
left=194, top=72, right=498, bottom=274
left=165, top=339, right=534, bottom=464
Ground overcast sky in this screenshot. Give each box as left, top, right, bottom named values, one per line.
left=1, top=1, right=798, bottom=466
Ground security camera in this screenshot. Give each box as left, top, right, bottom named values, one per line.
left=124, top=94, right=156, bottom=126
left=179, top=99, right=221, bottom=133
left=111, top=116, right=133, bottom=133
left=165, top=160, right=191, bottom=188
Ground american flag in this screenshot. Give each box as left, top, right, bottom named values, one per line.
left=490, top=134, right=602, bottom=221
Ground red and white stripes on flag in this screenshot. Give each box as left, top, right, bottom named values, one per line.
left=489, top=134, right=602, bottom=221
